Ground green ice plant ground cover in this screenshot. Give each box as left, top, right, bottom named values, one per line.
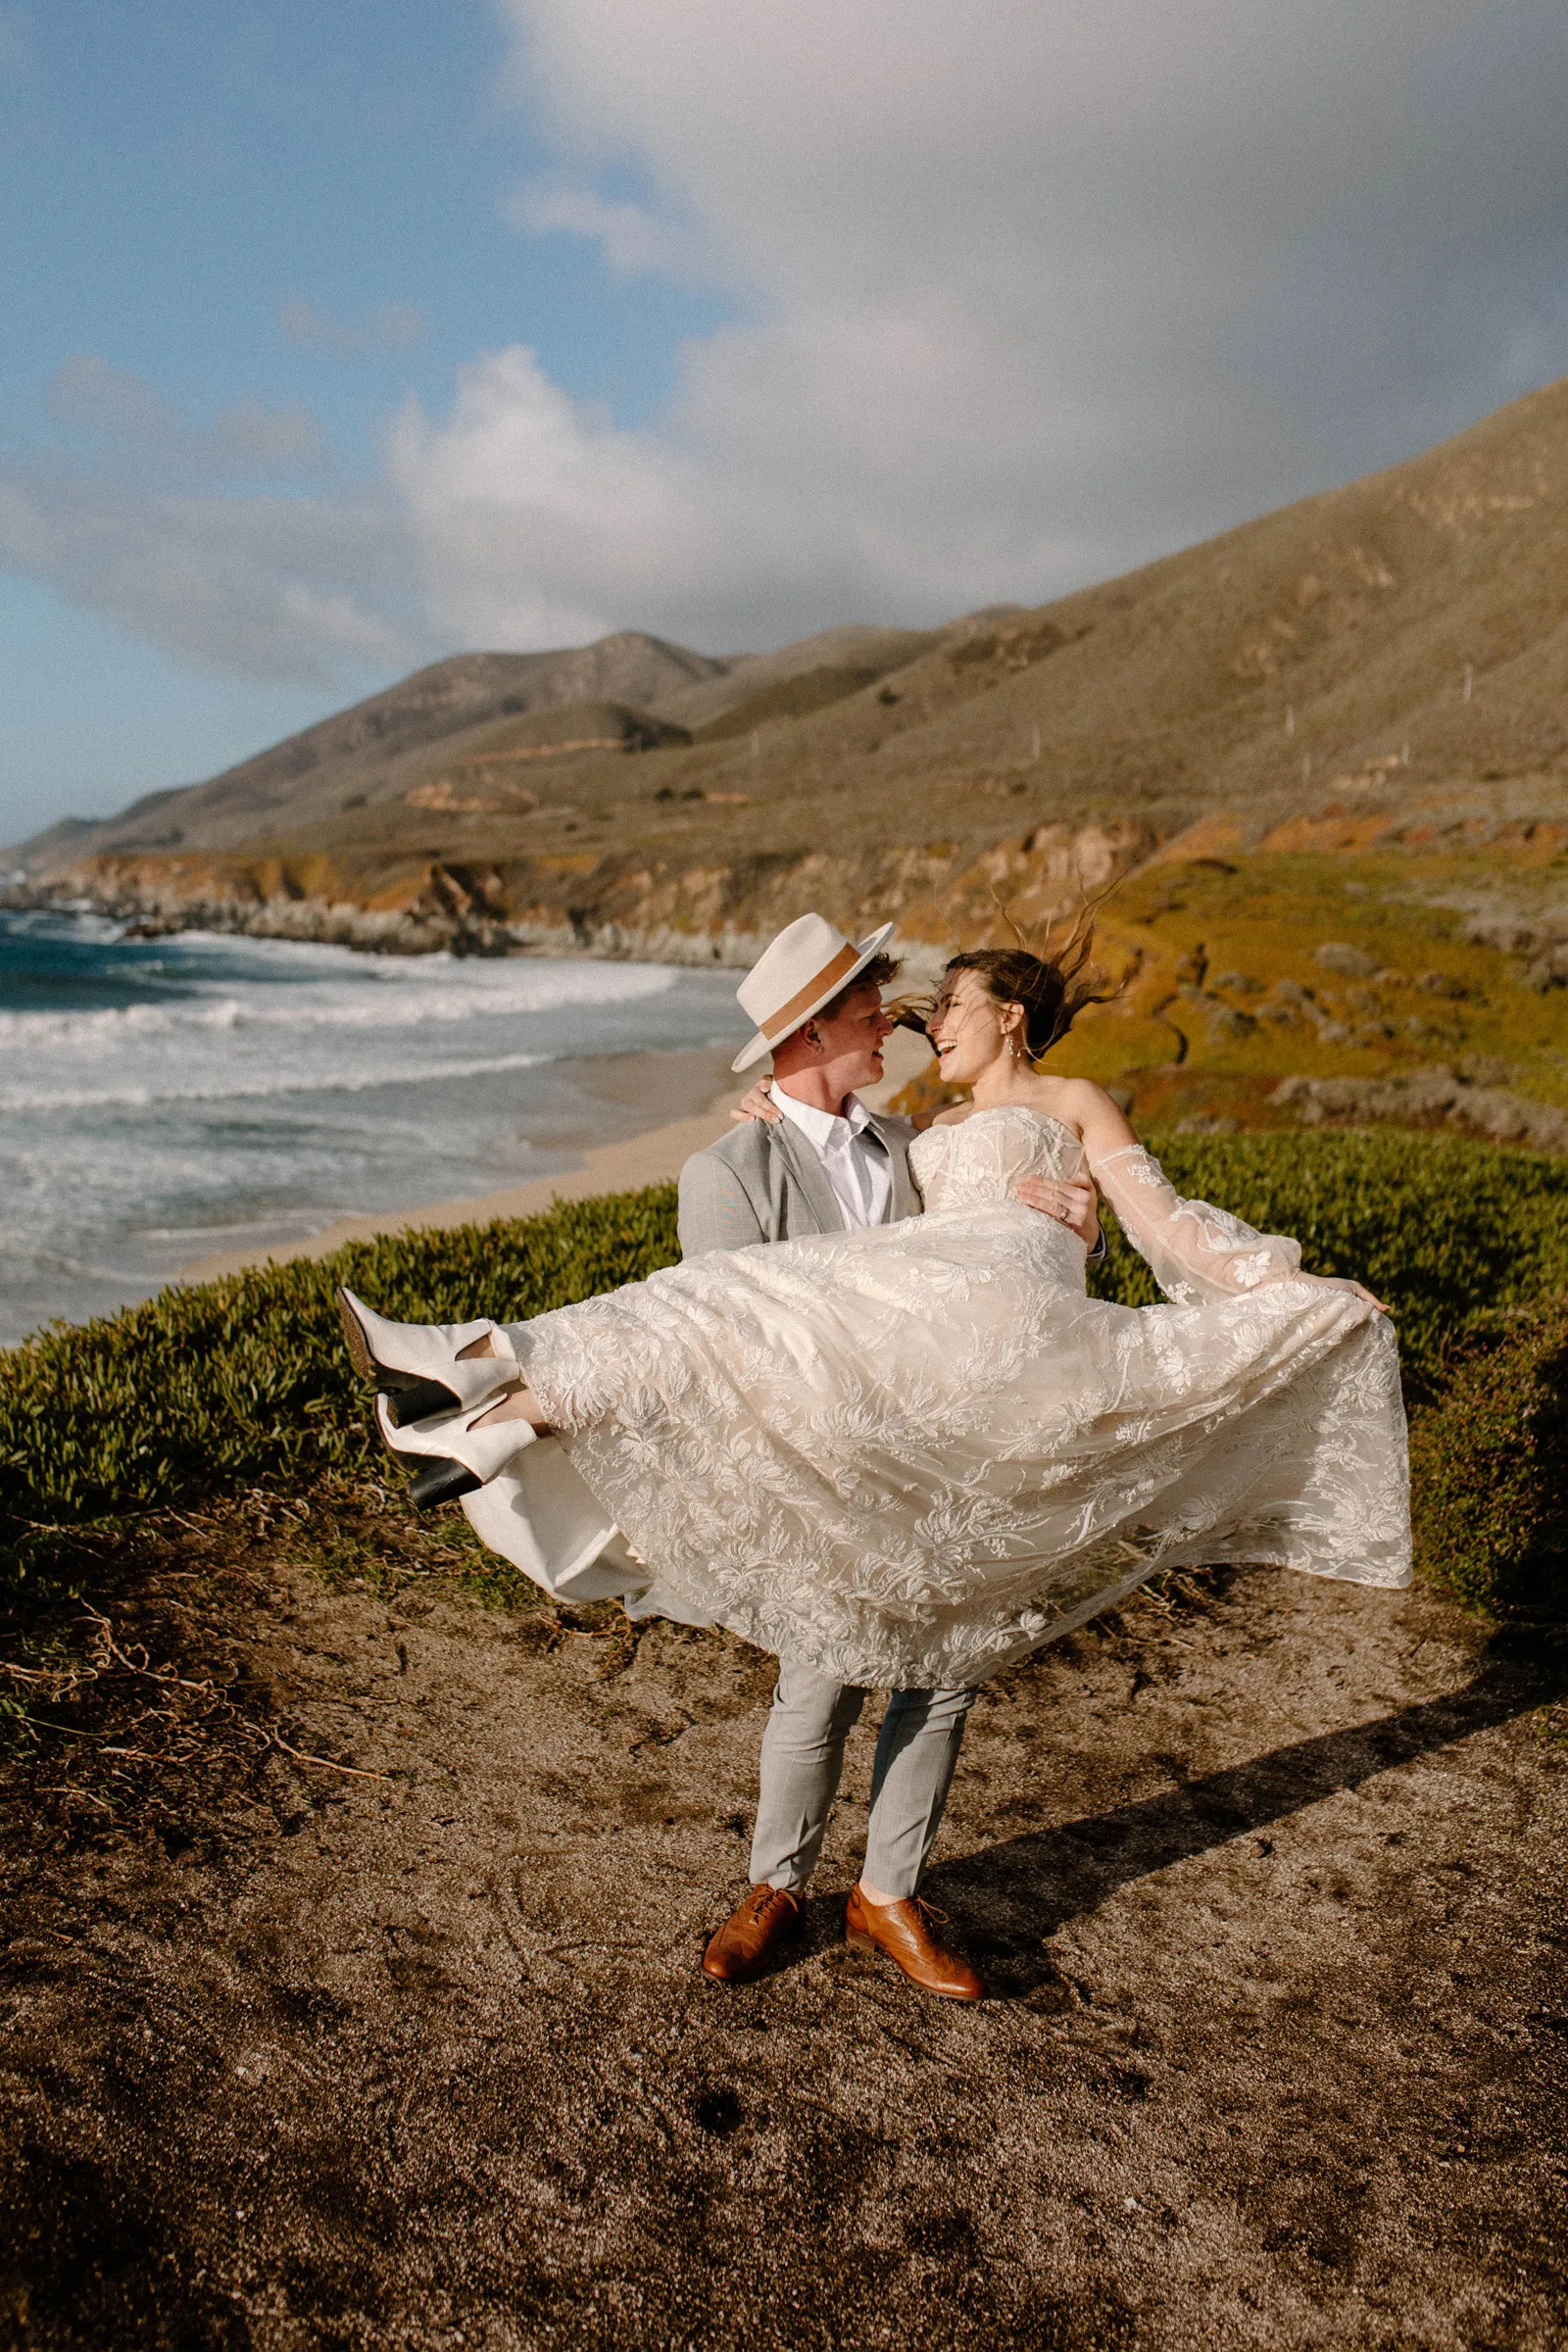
left=1, top=1131, right=1565, bottom=1616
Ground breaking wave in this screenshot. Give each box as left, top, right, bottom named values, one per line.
left=0, top=913, right=749, bottom=1341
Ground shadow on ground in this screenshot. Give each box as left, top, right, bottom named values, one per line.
left=939, top=1654, right=1567, bottom=1990
left=1, top=1536, right=1564, bottom=2350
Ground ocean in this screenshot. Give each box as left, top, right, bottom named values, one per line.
left=0, top=909, right=752, bottom=1345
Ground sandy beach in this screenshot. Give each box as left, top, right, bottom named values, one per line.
left=180, top=1027, right=937, bottom=1282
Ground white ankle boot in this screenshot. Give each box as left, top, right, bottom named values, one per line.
left=375, top=1394, right=540, bottom=1487
left=338, top=1287, right=516, bottom=1416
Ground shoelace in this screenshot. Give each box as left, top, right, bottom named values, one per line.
left=859, top=1892, right=950, bottom=1936
left=743, top=1885, right=796, bottom=1925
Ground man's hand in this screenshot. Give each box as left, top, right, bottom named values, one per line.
left=730, top=1077, right=784, bottom=1125
left=1014, top=1173, right=1101, bottom=1250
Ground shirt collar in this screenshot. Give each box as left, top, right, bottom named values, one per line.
left=772, top=1087, right=874, bottom=1149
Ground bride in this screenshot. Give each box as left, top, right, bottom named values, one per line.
left=339, top=933, right=1410, bottom=1691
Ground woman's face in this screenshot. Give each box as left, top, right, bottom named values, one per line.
left=928, top=969, right=1019, bottom=1085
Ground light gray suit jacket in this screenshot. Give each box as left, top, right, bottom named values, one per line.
left=677, top=1109, right=921, bottom=1257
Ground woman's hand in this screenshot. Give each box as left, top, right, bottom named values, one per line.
left=1317, top=1275, right=1392, bottom=1313
left=1014, top=1174, right=1101, bottom=1250
left=730, top=1078, right=784, bottom=1125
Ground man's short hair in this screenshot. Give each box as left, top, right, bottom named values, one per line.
left=815, top=950, right=901, bottom=1024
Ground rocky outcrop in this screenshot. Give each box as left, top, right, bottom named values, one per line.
left=16, top=853, right=493, bottom=956
left=1273, top=1067, right=1568, bottom=1152
left=1461, top=909, right=1568, bottom=990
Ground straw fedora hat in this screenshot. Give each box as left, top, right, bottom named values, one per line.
left=730, top=913, right=897, bottom=1074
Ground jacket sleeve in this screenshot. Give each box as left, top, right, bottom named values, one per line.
left=677, top=1149, right=768, bottom=1258
left=1092, top=1145, right=1302, bottom=1306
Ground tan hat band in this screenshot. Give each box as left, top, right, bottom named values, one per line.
left=760, top=944, right=861, bottom=1041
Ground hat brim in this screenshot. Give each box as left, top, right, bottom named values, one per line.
left=730, top=921, right=898, bottom=1073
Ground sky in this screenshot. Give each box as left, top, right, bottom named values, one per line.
left=2, top=0, right=1566, bottom=844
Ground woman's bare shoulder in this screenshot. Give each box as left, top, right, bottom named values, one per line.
left=1032, top=1076, right=1138, bottom=1150
left=1036, top=1074, right=1116, bottom=1113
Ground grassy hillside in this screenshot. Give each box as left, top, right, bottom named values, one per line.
left=3, top=1134, right=1565, bottom=1619
left=890, top=825, right=1568, bottom=1141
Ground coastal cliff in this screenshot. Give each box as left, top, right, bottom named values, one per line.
left=19, top=803, right=1568, bottom=1163
left=23, top=817, right=1154, bottom=971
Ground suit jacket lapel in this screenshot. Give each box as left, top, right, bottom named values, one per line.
left=771, top=1120, right=845, bottom=1234
left=865, top=1112, right=921, bottom=1221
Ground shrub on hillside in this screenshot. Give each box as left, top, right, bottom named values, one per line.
left=0, top=1186, right=682, bottom=1539
left=1407, top=1304, right=1568, bottom=1617
left=4, top=1131, right=1568, bottom=1618
left=1087, top=1129, right=1568, bottom=1396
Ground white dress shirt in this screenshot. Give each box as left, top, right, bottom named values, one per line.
left=772, top=1087, right=893, bottom=1229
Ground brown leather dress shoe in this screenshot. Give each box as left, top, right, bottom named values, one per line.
left=844, top=1885, right=984, bottom=2001
left=702, top=1884, right=804, bottom=1984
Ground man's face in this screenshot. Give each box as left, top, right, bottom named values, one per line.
left=803, top=982, right=895, bottom=1091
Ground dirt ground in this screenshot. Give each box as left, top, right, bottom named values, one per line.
left=1, top=1515, right=1564, bottom=2352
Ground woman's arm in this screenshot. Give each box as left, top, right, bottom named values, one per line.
left=1046, top=1077, right=1136, bottom=1161
left=1091, top=1141, right=1385, bottom=1309
left=1054, top=1079, right=1383, bottom=1309
left=729, top=1076, right=784, bottom=1125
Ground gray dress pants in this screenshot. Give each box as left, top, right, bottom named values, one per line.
left=749, top=1662, right=977, bottom=1901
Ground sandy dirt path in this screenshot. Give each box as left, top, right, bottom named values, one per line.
left=1, top=1549, right=1564, bottom=2349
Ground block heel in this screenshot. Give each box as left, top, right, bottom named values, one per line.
left=408, top=1456, right=483, bottom=1508
left=383, top=1375, right=463, bottom=1427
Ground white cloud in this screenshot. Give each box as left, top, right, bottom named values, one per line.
left=6, top=1, right=1568, bottom=692
left=214, top=394, right=330, bottom=475
left=386, top=344, right=721, bottom=648
left=398, top=0, right=1568, bottom=640
left=0, top=469, right=414, bottom=684
left=504, top=180, right=710, bottom=281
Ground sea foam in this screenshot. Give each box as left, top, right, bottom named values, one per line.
left=0, top=915, right=747, bottom=1342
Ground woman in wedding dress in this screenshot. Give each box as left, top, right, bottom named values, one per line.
left=341, top=938, right=1410, bottom=1690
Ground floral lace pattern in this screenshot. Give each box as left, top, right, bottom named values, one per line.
left=511, top=1106, right=1410, bottom=1688
left=1092, top=1144, right=1303, bottom=1304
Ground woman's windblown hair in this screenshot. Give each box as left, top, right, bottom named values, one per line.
left=941, top=911, right=1120, bottom=1061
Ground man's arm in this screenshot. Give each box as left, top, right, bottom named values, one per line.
left=677, top=1150, right=768, bottom=1258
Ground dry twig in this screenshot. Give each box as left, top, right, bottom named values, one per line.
left=269, top=1732, right=390, bottom=1783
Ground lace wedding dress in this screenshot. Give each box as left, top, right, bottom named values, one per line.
left=477, top=1106, right=1409, bottom=1688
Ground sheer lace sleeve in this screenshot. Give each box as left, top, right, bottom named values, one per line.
left=1093, top=1145, right=1301, bottom=1306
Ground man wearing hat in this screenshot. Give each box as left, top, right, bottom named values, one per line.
left=683, top=913, right=1080, bottom=2000
left=679, top=911, right=912, bottom=1254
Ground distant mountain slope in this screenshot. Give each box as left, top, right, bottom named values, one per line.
left=7, top=634, right=726, bottom=866
left=10, top=377, right=1568, bottom=923
left=3, top=622, right=941, bottom=869
left=652, top=622, right=945, bottom=730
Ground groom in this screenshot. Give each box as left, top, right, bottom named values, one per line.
left=681, top=912, right=1097, bottom=2001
